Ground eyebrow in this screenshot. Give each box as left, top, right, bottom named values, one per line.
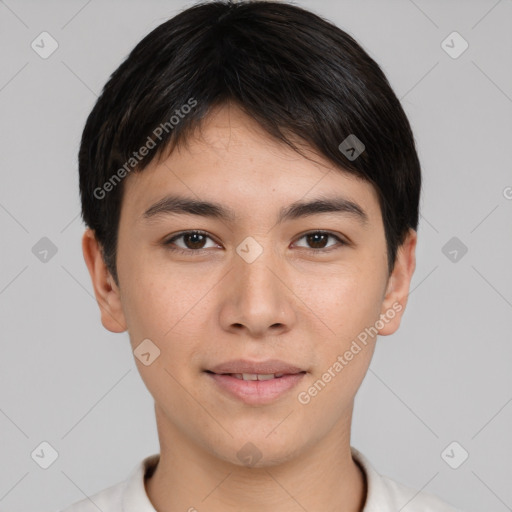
left=141, top=194, right=369, bottom=226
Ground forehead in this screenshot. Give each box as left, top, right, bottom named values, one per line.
left=120, top=104, right=382, bottom=226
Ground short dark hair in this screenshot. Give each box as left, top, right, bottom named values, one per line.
left=79, top=0, right=421, bottom=286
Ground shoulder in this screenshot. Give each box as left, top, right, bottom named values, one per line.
left=351, top=447, right=463, bottom=512
left=377, top=473, right=462, bottom=512
left=57, top=480, right=125, bottom=512
left=56, top=453, right=160, bottom=512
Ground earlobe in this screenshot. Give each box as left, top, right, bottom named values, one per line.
left=81, top=229, right=127, bottom=333
left=377, top=228, right=417, bottom=336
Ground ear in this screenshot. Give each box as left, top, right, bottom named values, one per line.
left=377, top=228, right=417, bottom=336
left=81, top=228, right=127, bottom=333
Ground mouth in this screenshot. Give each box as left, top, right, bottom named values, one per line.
left=204, top=360, right=307, bottom=405
left=205, top=371, right=295, bottom=381
left=206, top=358, right=306, bottom=376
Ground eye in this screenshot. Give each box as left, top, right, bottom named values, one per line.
left=163, top=230, right=219, bottom=254
left=162, top=229, right=348, bottom=255
left=293, top=231, right=347, bottom=251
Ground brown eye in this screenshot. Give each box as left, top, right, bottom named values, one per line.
left=294, top=231, right=346, bottom=250
left=181, top=232, right=207, bottom=249
left=164, top=230, right=217, bottom=253
left=306, top=232, right=329, bottom=249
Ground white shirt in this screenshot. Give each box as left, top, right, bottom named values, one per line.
left=58, top=447, right=462, bottom=511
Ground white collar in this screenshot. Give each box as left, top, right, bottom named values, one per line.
left=117, top=447, right=459, bottom=511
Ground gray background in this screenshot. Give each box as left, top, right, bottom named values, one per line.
left=1, top=0, right=511, bottom=511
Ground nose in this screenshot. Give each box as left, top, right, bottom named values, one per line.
left=218, top=242, right=296, bottom=338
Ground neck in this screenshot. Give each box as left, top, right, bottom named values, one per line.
left=145, top=406, right=367, bottom=512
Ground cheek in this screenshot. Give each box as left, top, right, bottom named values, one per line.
left=293, top=269, right=382, bottom=415
left=295, top=262, right=384, bottom=342
left=119, top=272, right=205, bottom=404
left=118, top=262, right=214, bottom=385
left=118, top=249, right=195, bottom=338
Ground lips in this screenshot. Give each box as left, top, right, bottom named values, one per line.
left=205, top=359, right=307, bottom=405
left=207, top=359, right=306, bottom=376
left=227, top=373, right=285, bottom=381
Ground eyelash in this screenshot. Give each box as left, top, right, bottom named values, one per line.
left=163, top=230, right=348, bottom=255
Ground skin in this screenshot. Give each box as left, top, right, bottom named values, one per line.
left=82, top=102, right=416, bottom=512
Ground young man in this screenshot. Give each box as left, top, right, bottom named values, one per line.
left=63, top=1, right=462, bottom=510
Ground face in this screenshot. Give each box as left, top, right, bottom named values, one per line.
left=83, top=103, right=416, bottom=467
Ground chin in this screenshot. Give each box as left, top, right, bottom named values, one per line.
left=205, top=431, right=306, bottom=469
